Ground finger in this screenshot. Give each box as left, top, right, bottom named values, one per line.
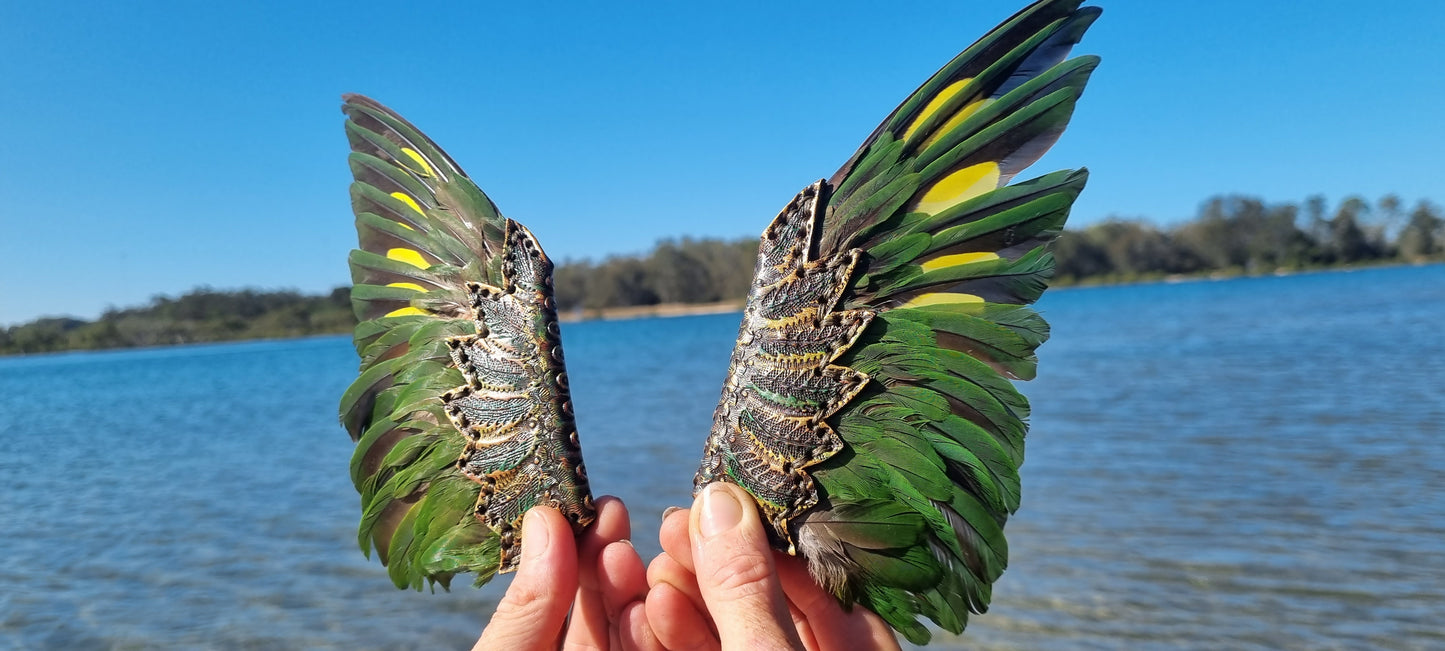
left=785, top=600, right=820, bottom=651
left=474, top=506, right=578, bottom=651
left=643, top=581, right=719, bottom=651
left=598, top=540, right=649, bottom=621
left=565, top=496, right=631, bottom=650
left=618, top=600, right=667, bottom=651
left=775, top=556, right=900, bottom=651
left=658, top=505, right=693, bottom=571
left=565, top=583, right=609, bottom=651
left=646, top=551, right=705, bottom=615
left=583, top=496, right=634, bottom=583
left=565, top=497, right=631, bottom=648
left=688, top=483, right=804, bottom=650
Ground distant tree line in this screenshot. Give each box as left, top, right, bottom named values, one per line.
left=1054, top=194, right=1443, bottom=283
left=549, top=194, right=1444, bottom=305
left=553, top=237, right=760, bottom=312
left=0, top=288, right=355, bottom=355
left=3, top=194, right=1441, bottom=355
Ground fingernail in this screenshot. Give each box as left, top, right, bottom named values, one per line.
left=700, top=484, right=743, bottom=538
left=662, top=506, right=682, bottom=520
left=522, top=508, right=550, bottom=562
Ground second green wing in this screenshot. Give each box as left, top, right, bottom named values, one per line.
left=694, top=0, right=1099, bottom=643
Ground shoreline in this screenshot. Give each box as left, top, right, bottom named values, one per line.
left=5, top=261, right=1439, bottom=357
left=1050, top=258, right=1438, bottom=292
left=557, top=300, right=742, bottom=323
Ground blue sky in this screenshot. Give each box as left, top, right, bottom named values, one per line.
left=2, top=0, right=1442, bottom=326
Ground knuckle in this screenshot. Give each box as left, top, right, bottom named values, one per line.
left=492, top=584, right=551, bottom=623
left=702, top=546, right=776, bottom=600
left=787, top=584, right=831, bottom=616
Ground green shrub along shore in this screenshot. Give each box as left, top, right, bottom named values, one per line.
left=4, top=194, right=1442, bottom=356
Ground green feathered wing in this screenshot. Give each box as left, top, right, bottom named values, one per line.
left=340, top=94, right=594, bottom=590
left=693, top=0, right=1099, bottom=642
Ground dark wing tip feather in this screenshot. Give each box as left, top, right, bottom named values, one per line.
left=821, top=3, right=1099, bottom=259
left=342, top=94, right=468, bottom=179
left=829, top=0, right=1093, bottom=187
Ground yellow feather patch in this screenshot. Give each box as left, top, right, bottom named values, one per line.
left=912, top=162, right=1001, bottom=215
left=386, top=282, right=426, bottom=292
left=920, top=98, right=993, bottom=150
left=900, top=293, right=984, bottom=309
left=386, top=248, right=430, bottom=269
left=389, top=192, right=424, bottom=215
left=902, top=78, right=970, bottom=142
left=399, top=148, right=434, bottom=177
left=384, top=307, right=428, bottom=317
left=919, top=252, right=1001, bottom=273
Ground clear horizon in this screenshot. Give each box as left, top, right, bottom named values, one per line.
left=4, top=0, right=1443, bottom=326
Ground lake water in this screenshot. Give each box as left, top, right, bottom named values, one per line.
left=2, top=264, right=1442, bottom=650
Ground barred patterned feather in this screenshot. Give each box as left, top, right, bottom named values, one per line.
left=339, top=95, right=594, bottom=590
left=693, top=0, right=1100, bottom=643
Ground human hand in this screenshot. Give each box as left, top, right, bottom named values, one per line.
left=474, top=495, right=654, bottom=650
left=643, top=483, right=901, bottom=651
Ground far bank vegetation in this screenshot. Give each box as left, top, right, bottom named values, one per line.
left=3, top=194, right=1441, bottom=355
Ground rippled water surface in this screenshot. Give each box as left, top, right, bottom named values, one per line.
left=2, top=264, right=1442, bottom=649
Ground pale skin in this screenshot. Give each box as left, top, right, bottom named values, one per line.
left=474, top=484, right=900, bottom=651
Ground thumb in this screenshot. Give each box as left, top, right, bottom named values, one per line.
left=689, top=482, right=804, bottom=651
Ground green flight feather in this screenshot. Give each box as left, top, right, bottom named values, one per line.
left=694, top=0, right=1099, bottom=642
left=339, top=94, right=595, bottom=590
